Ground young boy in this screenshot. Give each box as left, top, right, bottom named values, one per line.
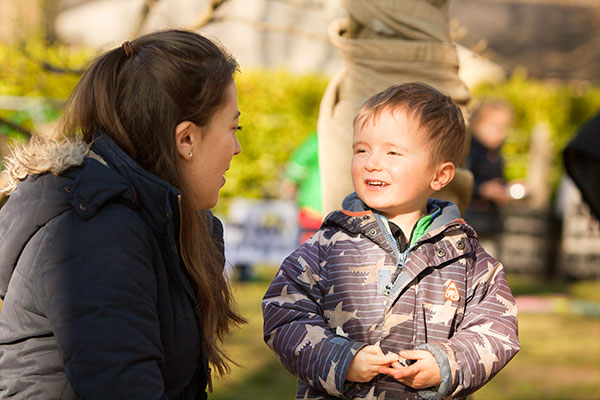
left=262, top=83, right=519, bottom=399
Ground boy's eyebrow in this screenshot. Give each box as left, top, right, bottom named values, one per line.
left=352, top=140, right=368, bottom=148
left=356, top=140, right=409, bottom=150
left=381, top=141, right=405, bottom=148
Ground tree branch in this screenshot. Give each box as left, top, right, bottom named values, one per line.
left=17, top=45, right=85, bottom=75
left=208, top=15, right=329, bottom=42
left=0, top=117, right=33, bottom=138
left=269, top=0, right=324, bottom=9
left=132, top=0, right=161, bottom=38
left=189, top=0, right=230, bottom=30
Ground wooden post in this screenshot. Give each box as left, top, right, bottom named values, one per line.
left=527, top=122, right=553, bottom=210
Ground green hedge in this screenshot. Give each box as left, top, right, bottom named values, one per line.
left=217, top=70, right=328, bottom=212
left=2, top=37, right=600, bottom=209
left=0, top=35, right=92, bottom=141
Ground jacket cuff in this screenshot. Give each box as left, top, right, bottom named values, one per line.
left=333, top=338, right=368, bottom=397
left=414, top=343, right=452, bottom=400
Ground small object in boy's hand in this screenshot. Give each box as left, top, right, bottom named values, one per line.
left=397, top=355, right=416, bottom=367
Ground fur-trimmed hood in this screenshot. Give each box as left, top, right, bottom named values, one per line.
left=1, top=136, right=91, bottom=195
left=0, top=134, right=143, bottom=298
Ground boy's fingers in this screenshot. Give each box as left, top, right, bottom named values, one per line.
left=399, top=349, right=427, bottom=360
left=363, top=345, right=384, bottom=355
left=378, top=366, right=396, bottom=375
left=383, top=352, right=401, bottom=364
left=392, top=364, right=420, bottom=380
left=365, top=353, right=395, bottom=365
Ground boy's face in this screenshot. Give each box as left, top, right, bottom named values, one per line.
left=352, top=108, right=438, bottom=219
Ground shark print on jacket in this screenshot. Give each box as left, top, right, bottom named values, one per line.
left=262, top=194, right=519, bottom=399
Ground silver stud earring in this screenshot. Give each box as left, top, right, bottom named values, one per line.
left=188, top=152, right=193, bottom=158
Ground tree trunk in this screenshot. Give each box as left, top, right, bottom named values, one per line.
left=318, top=0, right=473, bottom=214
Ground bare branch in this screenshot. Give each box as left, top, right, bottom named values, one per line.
left=485, top=0, right=597, bottom=6
left=17, top=45, right=85, bottom=75
left=209, top=15, right=329, bottom=42
left=189, top=0, right=230, bottom=30
left=0, top=117, right=33, bottom=138
left=544, top=36, right=600, bottom=72
left=269, top=0, right=324, bottom=9
left=132, top=0, right=161, bottom=38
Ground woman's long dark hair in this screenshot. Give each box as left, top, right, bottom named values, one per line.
left=60, top=29, right=245, bottom=376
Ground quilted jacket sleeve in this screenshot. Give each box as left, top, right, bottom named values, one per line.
left=36, top=203, right=167, bottom=398
left=262, top=229, right=365, bottom=397
left=420, top=240, right=520, bottom=399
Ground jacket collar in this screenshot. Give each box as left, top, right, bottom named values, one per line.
left=338, top=192, right=462, bottom=237
left=90, top=132, right=181, bottom=236
left=336, top=193, right=474, bottom=301
left=91, top=133, right=199, bottom=305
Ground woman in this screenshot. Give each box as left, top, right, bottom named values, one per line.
left=0, top=30, right=245, bottom=398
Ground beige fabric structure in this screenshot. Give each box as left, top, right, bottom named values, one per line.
left=318, top=0, right=472, bottom=215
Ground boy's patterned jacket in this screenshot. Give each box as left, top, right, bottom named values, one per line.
left=262, top=194, right=519, bottom=399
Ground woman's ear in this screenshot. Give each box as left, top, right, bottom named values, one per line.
left=174, top=121, right=197, bottom=160
left=430, top=161, right=456, bottom=191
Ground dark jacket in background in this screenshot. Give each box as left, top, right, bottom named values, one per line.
left=0, top=133, right=219, bottom=399
left=564, top=110, right=600, bottom=220
left=465, top=136, right=505, bottom=236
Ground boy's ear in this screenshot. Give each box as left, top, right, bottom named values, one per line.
left=430, top=162, right=456, bottom=191
left=174, top=121, right=198, bottom=160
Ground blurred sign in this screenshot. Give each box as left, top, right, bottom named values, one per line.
left=223, top=197, right=298, bottom=267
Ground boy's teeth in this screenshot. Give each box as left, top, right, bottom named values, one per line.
left=368, top=181, right=386, bottom=186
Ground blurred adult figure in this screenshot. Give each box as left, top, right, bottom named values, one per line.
left=465, top=99, right=513, bottom=256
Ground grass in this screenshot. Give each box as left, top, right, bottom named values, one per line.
left=211, top=268, right=297, bottom=399
left=211, top=267, right=600, bottom=400
left=1, top=266, right=598, bottom=399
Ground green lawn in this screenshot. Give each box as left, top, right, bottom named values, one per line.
left=212, top=267, right=600, bottom=400
left=1, top=266, right=597, bottom=399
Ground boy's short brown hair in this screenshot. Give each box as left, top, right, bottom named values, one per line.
left=353, top=82, right=466, bottom=166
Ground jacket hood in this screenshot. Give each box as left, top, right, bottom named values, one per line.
left=340, top=191, right=462, bottom=232
left=1, top=136, right=91, bottom=195
left=0, top=135, right=138, bottom=298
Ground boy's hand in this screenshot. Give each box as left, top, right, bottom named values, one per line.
left=345, top=345, right=399, bottom=383
left=378, top=350, right=441, bottom=389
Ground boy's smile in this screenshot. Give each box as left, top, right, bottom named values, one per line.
left=351, top=108, right=439, bottom=224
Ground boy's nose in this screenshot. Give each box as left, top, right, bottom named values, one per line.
left=365, top=154, right=382, bottom=171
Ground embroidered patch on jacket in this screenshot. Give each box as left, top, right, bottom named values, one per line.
left=444, top=281, right=460, bottom=302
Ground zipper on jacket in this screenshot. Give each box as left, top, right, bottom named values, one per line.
left=374, top=215, right=403, bottom=295
left=374, top=214, right=402, bottom=266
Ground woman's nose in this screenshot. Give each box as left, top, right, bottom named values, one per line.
left=233, top=134, right=241, bottom=156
